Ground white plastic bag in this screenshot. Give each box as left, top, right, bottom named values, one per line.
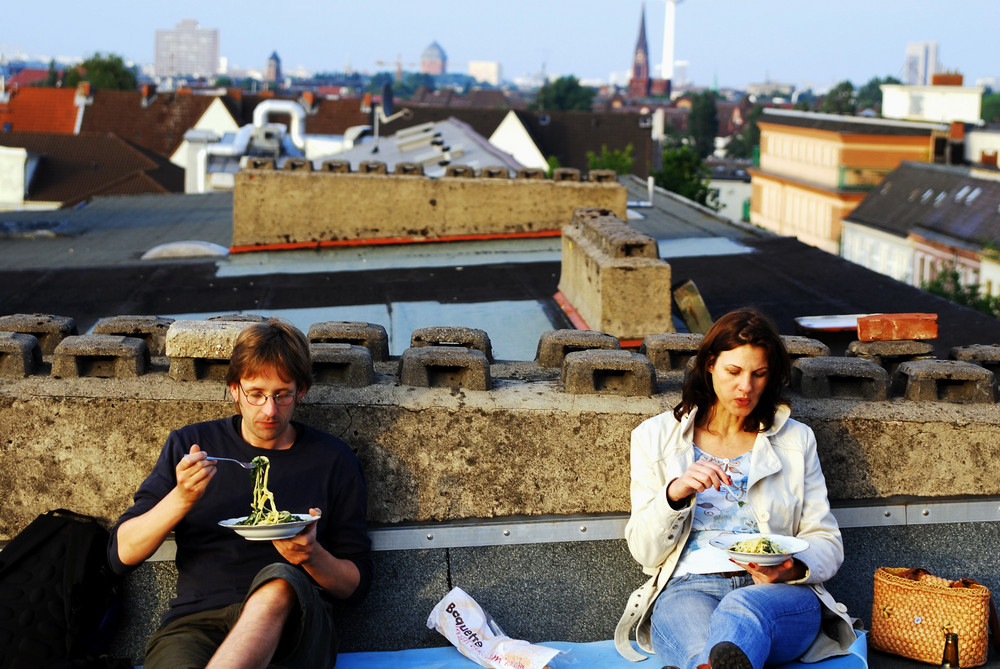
left=426, top=586, right=562, bottom=669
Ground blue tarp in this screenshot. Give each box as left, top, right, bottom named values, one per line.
left=336, top=632, right=868, bottom=669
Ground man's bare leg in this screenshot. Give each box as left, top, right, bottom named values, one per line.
left=207, top=579, right=296, bottom=669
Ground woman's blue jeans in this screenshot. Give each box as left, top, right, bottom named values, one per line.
left=650, top=572, right=821, bottom=669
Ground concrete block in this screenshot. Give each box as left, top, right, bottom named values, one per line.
left=51, top=335, right=149, bottom=379
left=552, top=168, right=581, bottom=182
left=673, top=279, right=713, bottom=335
left=949, top=344, right=1000, bottom=378
left=207, top=313, right=267, bottom=323
left=282, top=158, right=312, bottom=172
left=481, top=166, right=509, bottom=179
left=310, top=343, right=375, bottom=387
left=857, top=313, right=938, bottom=341
left=516, top=168, right=546, bottom=180
left=359, top=161, right=388, bottom=174
left=246, top=158, right=275, bottom=170
left=892, top=359, right=996, bottom=403
left=640, top=333, right=703, bottom=372
left=0, top=313, right=77, bottom=355
left=780, top=335, right=831, bottom=359
left=320, top=160, right=351, bottom=173
left=399, top=346, right=492, bottom=391
left=847, top=340, right=934, bottom=377
left=588, top=169, right=618, bottom=183
left=0, top=332, right=42, bottom=378
left=557, top=212, right=673, bottom=340
left=573, top=208, right=658, bottom=258
left=535, top=329, right=620, bottom=368
left=791, top=357, right=889, bottom=400
left=444, top=165, right=476, bottom=178
left=308, top=321, right=390, bottom=362
left=165, top=320, right=254, bottom=382
left=410, top=326, right=493, bottom=363
left=394, top=162, right=424, bottom=176
left=561, top=350, right=656, bottom=396
left=92, top=315, right=175, bottom=357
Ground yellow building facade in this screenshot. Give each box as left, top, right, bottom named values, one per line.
left=749, top=110, right=942, bottom=254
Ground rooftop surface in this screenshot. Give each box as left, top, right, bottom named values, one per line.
left=2, top=177, right=999, bottom=358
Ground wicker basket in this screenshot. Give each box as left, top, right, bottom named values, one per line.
left=870, top=567, right=995, bottom=666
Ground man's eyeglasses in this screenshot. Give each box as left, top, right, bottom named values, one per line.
left=239, top=384, right=297, bottom=406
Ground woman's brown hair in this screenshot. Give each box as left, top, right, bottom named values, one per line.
left=673, top=308, right=790, bottom=432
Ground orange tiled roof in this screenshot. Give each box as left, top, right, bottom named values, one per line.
left=0, top=86, right=80, bottom=133
left=0, top=131, right=183, bottom=207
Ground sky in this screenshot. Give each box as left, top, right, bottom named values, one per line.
left=4, top=0, right=998, bottom=90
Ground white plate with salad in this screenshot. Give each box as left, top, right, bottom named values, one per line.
left=219, top=514, right=318, bottom=541
left=709, top=532, right=808, bottom=566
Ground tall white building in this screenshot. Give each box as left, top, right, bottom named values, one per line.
left=468, top=61, right=502, bottom=87
left=903, top=42, right=939, bottom=86
left=155, top=19, right=219, bottom=79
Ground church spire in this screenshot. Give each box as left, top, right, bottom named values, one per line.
left=628, top=2, right=651, bottom=97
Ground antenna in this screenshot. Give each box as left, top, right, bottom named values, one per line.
left=370, top=97, right=413, bottom=154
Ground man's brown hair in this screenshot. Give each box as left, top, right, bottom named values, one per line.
left=225, top=318, right=313, bottom=394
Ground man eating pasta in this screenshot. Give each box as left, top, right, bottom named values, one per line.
left=109, top=318, right=371, bottom=669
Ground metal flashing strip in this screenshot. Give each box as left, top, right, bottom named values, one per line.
left=43, top=499, right=996, bottom=562
left=371, top=515, right=627, bottom=551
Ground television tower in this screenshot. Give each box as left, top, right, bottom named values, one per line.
left=661, top=0, right=680, bottom=82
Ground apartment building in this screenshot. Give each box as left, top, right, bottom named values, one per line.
left=748, top=109, right=945, bottom=254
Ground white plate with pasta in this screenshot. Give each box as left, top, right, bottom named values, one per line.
left=219, top=514, right=318, bottom=541
left=709, top=532, right=808, bottom=566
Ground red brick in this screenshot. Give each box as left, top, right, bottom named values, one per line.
left=857, top=313, right=938, bottom=342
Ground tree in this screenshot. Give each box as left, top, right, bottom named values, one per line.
left=819, top=80, right=856, bottom=115
left=688, top=91, right=719, bottom=158
left=586, top=144, right=634, bottom=175
left=982, top=93, right=1000, bottom=124
left=652, top=145, right=718, bottom=210
left=62, top=53, right=137, bottom=91
left=545, top=155, right=562, bottom=178
left=365, top=72, right=395, bottom=95
left=45, top=59, right=60, bottom=87
left=794, top=89, right=817, bottom=111
left=856, top=75, right=901, bottom=113
left=922, top=260, right=1000, bottom=319
left=214, top=75, right=234, bottom=87
left=725, top=103, right=764, bottom=160
left=534, top=76, right=595, bottom=111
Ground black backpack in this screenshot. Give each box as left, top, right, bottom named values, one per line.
left=0, top=509, right=124, bottom=669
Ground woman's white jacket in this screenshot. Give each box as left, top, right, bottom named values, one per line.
left=614, top=404, right=860, bottom=662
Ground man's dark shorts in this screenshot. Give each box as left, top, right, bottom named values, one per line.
left=144, top=563, right=337, bottom=669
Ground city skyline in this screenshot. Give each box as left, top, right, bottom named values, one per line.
left=4, top=0, right=998, bottom=90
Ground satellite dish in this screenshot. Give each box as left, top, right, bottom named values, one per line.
left=382, top=82, right=394, bottom=116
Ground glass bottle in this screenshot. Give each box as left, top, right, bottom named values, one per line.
left=941, top=633, right=960, bottom=669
